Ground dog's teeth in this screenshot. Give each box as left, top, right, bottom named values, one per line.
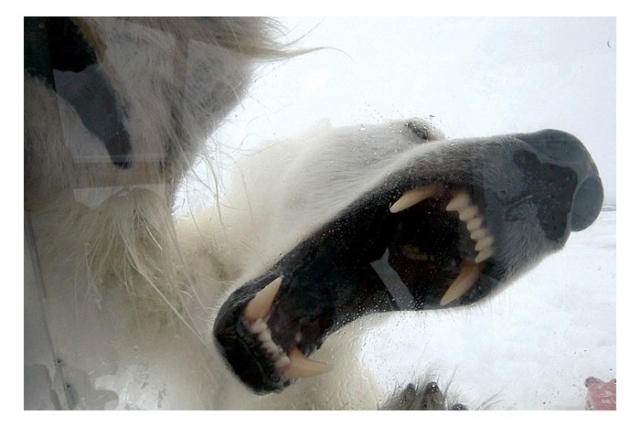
left=274, top=355, right=291, bottom=369
left=249, top=318, right=268, bottom=334
left=258, top=328, right=281, bottom=356
left=475, top=247, right=494, bottom=264
left=443, top=190, right=494, bottom=263
left=257, top=328, right=272, bottom=343
left=470, top=228, right=488, bottom=241
left=440, top=262, right=481, bottom=306
left=261, top=338, right=280, bottom=355
left=243, top=279, right=331, bottom=379
left=466, top=217, right=483, bottom=232
left=244, top=276, right=283, bottom=321
left=445, top=192, right=470, bottom=212
left=458, top=205, right=479, bottom=222
left=282, top=347, right=332, bottom=379
left=390, top=185, right=439, bottom=213
left=474, top=235, right=494, bottom=252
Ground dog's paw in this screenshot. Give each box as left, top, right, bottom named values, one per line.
left=380, top=381, right=467, bottom=410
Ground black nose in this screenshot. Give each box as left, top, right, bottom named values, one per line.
left=517, top=129, right=604, bottom=233
left=570, top=174, right=604, bottom=231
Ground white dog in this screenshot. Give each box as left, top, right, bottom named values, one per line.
left=24, top=17, right=603, bottom=409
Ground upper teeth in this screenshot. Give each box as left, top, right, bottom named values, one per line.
left=445, top=191, right=495, bottom=264
left=391, top=187, right=497, bottom=305
left=389, top=185, right=440, bottom=213
left=390, top=188, right=495, bottom=264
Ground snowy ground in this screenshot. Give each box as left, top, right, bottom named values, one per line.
left=362, top=208, right=616, bottom=410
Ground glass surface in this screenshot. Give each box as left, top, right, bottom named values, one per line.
left=24, top=17, right=615, bottom=410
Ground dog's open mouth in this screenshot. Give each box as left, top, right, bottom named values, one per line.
left=385, top=184, right=495, bottom=307
left=213, top=128, right=603, bottom=394
left=214, top=181, right=503, bottom=393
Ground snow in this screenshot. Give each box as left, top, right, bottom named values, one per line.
left=363, top=209, right=616, bottom=409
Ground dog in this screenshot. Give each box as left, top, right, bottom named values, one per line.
left=24, top=17, right=603, bottom=409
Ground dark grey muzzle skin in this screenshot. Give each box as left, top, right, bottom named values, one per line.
left=214, top=127, right=603, bottom=394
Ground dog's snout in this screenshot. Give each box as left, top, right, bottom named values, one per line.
left=518, top=129, right=588, bottom=164
left=516, top=129, right=604, bottom=234
left=570, top=175, right=604, bottom=231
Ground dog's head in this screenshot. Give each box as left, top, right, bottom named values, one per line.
left=24, top=17, right=605, bottom=400
left=213, top=119, right=603, bottom=394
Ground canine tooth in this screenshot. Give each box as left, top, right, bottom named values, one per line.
left=283, top=347, right=332, bottom=379
left=466, top=217, right=483, bottom=232
left=475, top=247, right=495, bottom=263
left=470, top=228, right=488, bottom=241
left=390, top=185, right=439, bottom=213
left=440, top=262, right=481, bottom=306
left=458, top=205, right=479, bottom=222
left=474, top=235, right=494, bottom=252
left=244, top=276, right=283, bottom=321
left=445, top=192, right=470, bottom=212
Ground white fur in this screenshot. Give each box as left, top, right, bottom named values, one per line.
left=25, top=18, right=593, bottom=410
left=25, top=18, right=395, bottom=409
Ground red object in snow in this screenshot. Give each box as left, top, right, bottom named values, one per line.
left=585, top=377, right=616, bottom=410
